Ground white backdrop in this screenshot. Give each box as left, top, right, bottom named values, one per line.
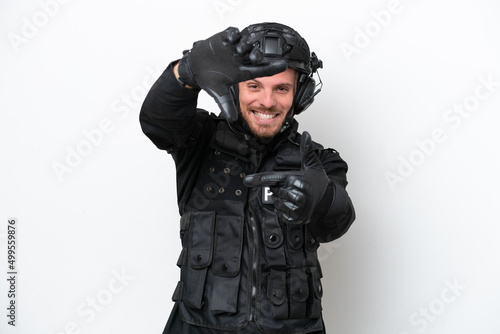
left=1, top=0, right=500, bottom=333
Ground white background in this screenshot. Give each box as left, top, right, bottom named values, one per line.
left=1, top=0, right=499, bottom=333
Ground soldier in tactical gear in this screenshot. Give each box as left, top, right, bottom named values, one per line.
left=140, top=22, right=355, bottom=334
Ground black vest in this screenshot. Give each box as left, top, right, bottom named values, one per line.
left=172, top=118, right=324, bottom=333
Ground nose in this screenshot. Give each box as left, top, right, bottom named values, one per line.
left=258, top=89, right=277, bottom=109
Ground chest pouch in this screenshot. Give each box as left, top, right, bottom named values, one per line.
left=183, top=211, right=215, bottom=309
left=209, top=215, right=244, bottom=314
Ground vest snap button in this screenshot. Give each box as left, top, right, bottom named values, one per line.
left=222, top=264, right=228, bottom=271
left=219, top=188, right=225, bottom=194
left=269, top=234, right=277, bottom=242
left=240, top=173, right=246, bottom=178
left=196, top=254, right=202, bottom=262
left=209, top=167, right=215, bottom=173
left=224, top=167, right=230, bottom=173
left=235, top=189, right=242, bottom=196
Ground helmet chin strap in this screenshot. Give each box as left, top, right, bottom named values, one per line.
left=279, top=106, right=294, bottom=134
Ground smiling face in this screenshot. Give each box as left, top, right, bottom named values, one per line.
left=238, top=67, right=296, bottom=139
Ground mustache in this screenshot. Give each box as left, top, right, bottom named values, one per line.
left=251, top=106, right=280, bottom=113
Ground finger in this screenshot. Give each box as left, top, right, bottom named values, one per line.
left=224, top=27, right=241, bottom=44
left=248, top=46, right=263, bottom=65
left=235, top=38, right=253, bottom=55
left=239, top=60, right=287, bottom=80
left=243, top=173, right=287, bottom=187
left=283, top=187, right=307, bottom=207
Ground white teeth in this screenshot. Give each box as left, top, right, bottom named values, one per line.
left=254, top=111, right=275, bottom=119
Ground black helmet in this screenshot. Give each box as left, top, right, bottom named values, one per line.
left=235, top=22, right=323, bottom=115
left=239, top=23, right=318, bottom=74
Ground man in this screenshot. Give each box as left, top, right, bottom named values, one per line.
left=140, top=22, right=355, bottom=334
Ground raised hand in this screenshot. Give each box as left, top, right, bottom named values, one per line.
left=177, top=26, right=287, bottom=121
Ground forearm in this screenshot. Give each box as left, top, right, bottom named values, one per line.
left=139, top=60, right=200, bottom=151
left=307, top=148, right=355, bottom=243
left=308, top=181, right=355, bottom=243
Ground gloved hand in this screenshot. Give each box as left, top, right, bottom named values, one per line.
left=177, top=26, right=287, bottom=122
left=243, top=132, right=332, bottom=225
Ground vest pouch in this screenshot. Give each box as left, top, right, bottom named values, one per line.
left=308, top=266, right=323, bottom=318
left=177, top=212, right=191, bottom=268
left=288, top=224, right=304, bottom=250
left=287, top=225, right=307, bottom=268
left=210, top=215, right=244, bottom=314
left=262, top=216, right=286, bottom=267
left=267, top=269, right=288, bottom=319
left=184, top=211, right=215, bottom=310
left=289, top=268, right=309, bottom=318
left=304, top=226, right=322, bottom=277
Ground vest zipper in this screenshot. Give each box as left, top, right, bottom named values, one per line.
left=247, top=211, right=259, bottom=323
left=247, top=148, right=265, bottom=323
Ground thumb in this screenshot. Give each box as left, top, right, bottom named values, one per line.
left=204, top=87, right=238, bottom=122
left=217, top=95, right=238, bottom=122
left=300, top=131, right=322, bottom=170
left=243, top=172, right=287, bottom=187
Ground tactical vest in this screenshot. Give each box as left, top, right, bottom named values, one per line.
left=172, top=119, right=325, bottom=333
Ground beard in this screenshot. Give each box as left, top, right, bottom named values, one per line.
left=239, top=106, right=288, bottom=139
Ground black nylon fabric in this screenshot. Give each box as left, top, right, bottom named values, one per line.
left=140, top=61, right=355, bottom=334
left=163, top=302, right=326, bottom=334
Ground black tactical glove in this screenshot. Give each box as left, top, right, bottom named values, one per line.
left=243, top=132, right=333, bottom=225
left=177, top=26, right=287, bottom=122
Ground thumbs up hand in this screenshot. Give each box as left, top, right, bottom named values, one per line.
left=243, top=132, right=333, bottom=225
